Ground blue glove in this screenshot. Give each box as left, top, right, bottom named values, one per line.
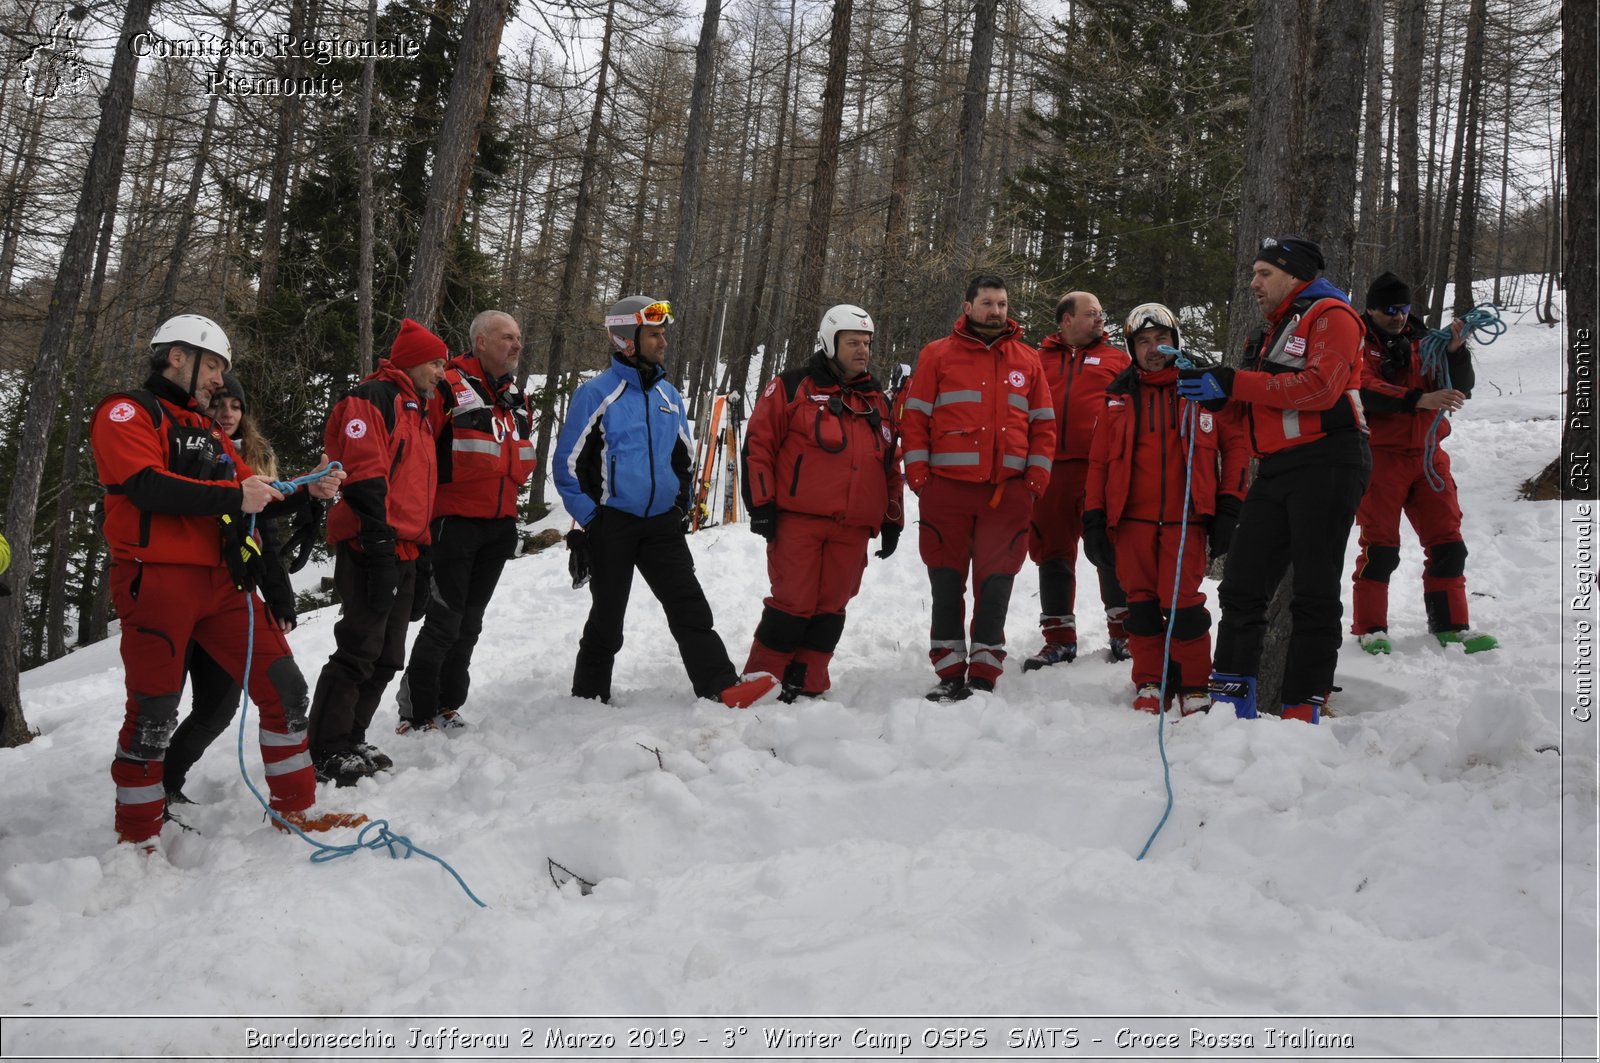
left=1176, top=367, right=1235, bottom=402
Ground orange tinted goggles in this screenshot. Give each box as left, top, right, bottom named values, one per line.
left=604, top=301, right=674, bottom=328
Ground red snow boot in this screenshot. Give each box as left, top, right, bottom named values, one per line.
left=719, top=672, right=780, bottom=709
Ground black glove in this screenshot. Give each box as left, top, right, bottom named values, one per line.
left=410, top=548, right=433, bottom=622
left=1176, top=367, right=1236, bottom=411
left=1209, top=495, right=1242, bottom=560
left=748, top=503, right=778, bottom=543
left=567, top=528, right=591, bottom=589
left=1081, top=509, right=1116, bottom=572
left=678, top=506, right=693, bottom=535
left=259, top=565, right=298, bottom=632
left=283, top=500, right=325, bottom=574
left=875, top=521, right=901, bottom=559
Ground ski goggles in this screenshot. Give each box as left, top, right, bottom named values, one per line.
left=1378, top=303, right=1411, bottom=317
left=1124, top=302, right=1179, bottom=338
left=605, top=301, right=674, bottom=328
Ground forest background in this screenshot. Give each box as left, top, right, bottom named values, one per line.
left=0, top=0, right=1588, bottom=742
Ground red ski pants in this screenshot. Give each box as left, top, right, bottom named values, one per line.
left=744, top=514, right=870, bottom=695
left=1110, top=521, right=1212, bottom=689
left=1350, top=446, right=1469, bottom=634
left=1028, top=458, right=1128, bottom=645
left=917, top=476, right=1033, bottom=683
left=109, top=561, right=315, bottom=842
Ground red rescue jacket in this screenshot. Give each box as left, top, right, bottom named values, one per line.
left=431, top=354, right=537, bottom=519
left=742, top=352, right=903, bottom=531
left=900, top=316, right=1056, bottom=490
left=1038, top=331, right=1130, bottom=460
left=1226, top=278, right=1368, bottom=460
left=323, top=362, right=437, bottom=560
left=91, top=375, right=252, bottom=567
left=1086, top=366, right=1250, bottom=528
left=1357, top=313, right=1475, bottom=451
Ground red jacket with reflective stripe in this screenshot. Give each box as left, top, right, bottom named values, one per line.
left=1086, top=366, right=1250, bottom=528
left=1226, top=279, right=1368, bottom=458
left=742, top=353, right=903, bottom=531
left=91, top=377, right=251, bottom=566
left=430, top=354, right=537, bottom=520
left=323, top=362, right=437, bottom=560
left=1038, top=331, right=1130, bottom=460
left=900, top=316, right=1057, bottom=489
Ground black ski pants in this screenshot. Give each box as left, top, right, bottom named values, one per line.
left=398, top=514, right=518, bottom=724
left=1213, top=447, right=1370, bottom=705
left=164, top=644, right=244, bottom=793
left=573, top=507, right=738, bottom=702
left=308, top=543, right=417, bottom=758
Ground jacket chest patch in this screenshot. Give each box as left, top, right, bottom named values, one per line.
left=1199, top=412, right=1214, bottom=434
left=1285, top=336, right=1307, bottom=356
left=455, top=387, right=477, bottom=406
left=1007, top=370, right=1026, bottom=388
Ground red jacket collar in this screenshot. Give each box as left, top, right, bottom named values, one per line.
left=1267, top=279, right=1316, bottom=326
left=1039, top=330, right=1113, bottom=358
left=953, top=314, right=1021, bottom=347
left=372, top=361, right=422, bottom=402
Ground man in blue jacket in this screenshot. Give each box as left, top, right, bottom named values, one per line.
left=554, top=295, right=777, bottom=708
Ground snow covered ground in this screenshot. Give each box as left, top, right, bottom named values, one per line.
left=1, top=305, right=1594, bottom=1061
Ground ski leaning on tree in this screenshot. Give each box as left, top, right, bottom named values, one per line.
left=397, top=310, right=538, bottom=735
left=900, top=275, right=1057, bottom=702
left=89, top=314, right=360, bottom=846
left=1349, top=271, right=1498, bottom=656
left=553, top=295, right=778, bottom=710
left=307, top=319, right=446, bottom=787
left=741, top=303, right=904, bottom=703
left=1024, top=290, right=1132, bottom=671
left=1176, top=236, right=1372, bottom=725
left=1084, top=303, right=1250, bottom=717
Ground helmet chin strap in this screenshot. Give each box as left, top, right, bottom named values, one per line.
left=185, top=346, right=202, bottom=403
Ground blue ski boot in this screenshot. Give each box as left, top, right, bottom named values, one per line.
left=1209, top=672, right=1257, bottom=719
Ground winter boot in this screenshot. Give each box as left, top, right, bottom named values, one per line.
left=1107, top=637, right=1132, bottom=663
left=355, top=743, right=393, bottom=772
left=1208, top=672, right=1257, bottom=720
left=719, top=672, right=780, bottom=709
left=164, top=789, right=196, bottom=806
left=925, top=677, right=972, bottom=702
left=395, top=716, right=431, bottom=736
left=1022, top=642, right=1077, bottom=672
left=1280, top=694, right=1326, bottom=724
left=1436, top=628, right=1498, bottom=654
left=434, top=709, right=467, bottom=731
left=1178, top=688, right=1212, bottom=717
left=1358, top=630, right=1393, bottom=655
left=966, top=676, right=996, bottom=694
left=315, top=751, right=376, bottom=788
left=272, top=807, right=370, bottom=834
left=1132, top=684, right=1165, bottom=714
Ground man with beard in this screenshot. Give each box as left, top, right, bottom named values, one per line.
left=900, top=275, right=1057, bottom=701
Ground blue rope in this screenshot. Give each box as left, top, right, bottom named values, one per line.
left=1136, top=346, right=1202, bottom=862
left=1418, top=306, right=1504, bottom=492
left=233, top=461, right=488, bottom=908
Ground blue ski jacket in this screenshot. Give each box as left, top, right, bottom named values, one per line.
left=554, top=354, right=694, bottom=527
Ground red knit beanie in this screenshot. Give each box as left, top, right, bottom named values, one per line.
left=388, top=318, right=448, bottom=369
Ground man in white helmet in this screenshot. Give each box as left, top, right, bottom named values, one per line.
left=90, top=314, right=358, bottom=847
left=739, top=304, right=904, bottom=701
left=553, top=295, right=778, bottom=708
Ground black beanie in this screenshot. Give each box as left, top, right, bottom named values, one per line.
left=1365, top=271, right=1412, bottom=308
left=1254, top=235, right=1325, bottom=281
left=215, top=370, right=249, bottom=414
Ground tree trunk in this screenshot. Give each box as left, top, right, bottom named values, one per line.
left=403, top=0, right=512, bottom=328
left=1354, top=0, right=1385, bottom=286
left=1391, top=0, right=1425, bottom=282
left=783, top=0, right=854, bottom=367
left=529, top=0, right=617, bottom=507
left=1448, top=0, right=1488, bottom=318
left=1302, top=0, right=1372, bottom=289
left=937, top=0, right=999, bottom=326
left=874, top=0, right=920, bottom=375
left=255, top=0, right=307, bottom=317
left=357, top=0, right=379, bottom=370
left=44, top=190, right=122, bottom=660
left=0, top=0, right=153, bottom=748
left=667, top=0, right=723, bottom=322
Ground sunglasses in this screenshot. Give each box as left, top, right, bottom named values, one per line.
left=604, top=301, right=674, bottom=328
left=1379, top=304, right=1410, bottom=317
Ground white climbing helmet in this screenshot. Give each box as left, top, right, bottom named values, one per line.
left=149, top=314, right=232, bottom=367
left=815, top=304, right=875, bottom=359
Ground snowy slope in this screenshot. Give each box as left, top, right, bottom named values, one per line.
left=1, top=307, right=1593, bottom=1059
